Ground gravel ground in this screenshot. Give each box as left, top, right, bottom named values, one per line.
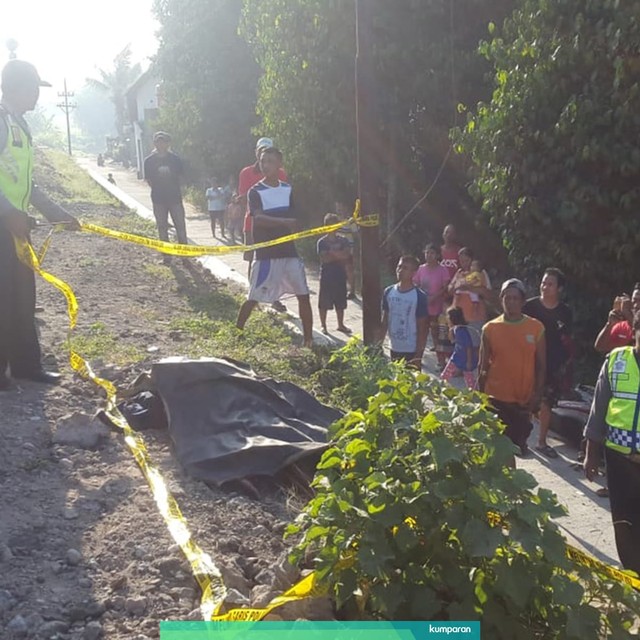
left=0, top=204, right=327, bottom=640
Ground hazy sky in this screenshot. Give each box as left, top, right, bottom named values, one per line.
left=3, top=0, right=159, bottom=103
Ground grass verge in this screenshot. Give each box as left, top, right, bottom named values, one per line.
left=33, top=149, right=120, bottom=207
left=70, top=322, right=144, bottom=366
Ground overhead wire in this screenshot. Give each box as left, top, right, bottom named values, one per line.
left=381, top=0, right=458, bottom=247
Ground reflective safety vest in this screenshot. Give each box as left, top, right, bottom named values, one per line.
left=605, top=347, right=640, bottom=454
left=0, top=106, right=33, bottom=212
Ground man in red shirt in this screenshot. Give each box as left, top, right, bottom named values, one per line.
left=594, top=283, right=640, bottom=353
left=440, top=224, right=461, bottom=279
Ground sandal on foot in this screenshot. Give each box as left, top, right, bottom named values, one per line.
left=535, top=444, right=558, bottom=458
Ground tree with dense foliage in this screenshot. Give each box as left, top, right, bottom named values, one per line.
left=241, top=0, right=512, bottom=256
left=152, top=0, right=261, bottom=183
left=457, top=0, right=640, bottom=297
left=86, top=45, right=141, bottom=139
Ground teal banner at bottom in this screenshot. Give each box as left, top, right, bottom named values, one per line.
left=161, top=621, right=480, bottom=640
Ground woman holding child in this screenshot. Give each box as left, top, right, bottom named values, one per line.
left=449, top=247, right=491, bottom=343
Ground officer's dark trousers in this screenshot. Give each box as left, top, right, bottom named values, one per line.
left=605, top=447, right=640, bottom=575
left=0, top=222, right=41, bottom=377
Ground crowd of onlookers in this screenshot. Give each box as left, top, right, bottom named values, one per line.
left=3, top=51, right=637, bottom=581
left=141, top=133, right=640, bottom=567
left=380, top=222, right=640, bottom=462
left=381, top=219, right=640, bottom=576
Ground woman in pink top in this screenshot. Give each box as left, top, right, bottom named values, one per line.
left=413, top=244, right=451, bottom=360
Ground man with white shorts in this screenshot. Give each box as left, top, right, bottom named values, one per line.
left=235, top=147, right=313, bottom=346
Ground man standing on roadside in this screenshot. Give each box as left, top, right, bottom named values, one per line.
left=235, top=148, right=313, bottom=347
left=0, top=59, right=79, bottom=389
left=478, top=279, right=546, bottom=457
left=523, top=268, right=573, bottom=458
left=238, top=139, right=287, bottom=261
left=143, top=131, right=187, bottom=253
left=205, top=176, right=229, bottom=239
left=381, top=255, right=428, bottom=367
left=584, top=311, right=640, bottom=574
left=238, top=137, right=288, bottom=310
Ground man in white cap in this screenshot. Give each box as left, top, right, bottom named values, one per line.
left=0, top=59, right=79, bottom=389
left=478, top=278, right=546, bottom=457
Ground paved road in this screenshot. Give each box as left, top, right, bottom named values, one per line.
left=76, top=157, right=618, bottom=568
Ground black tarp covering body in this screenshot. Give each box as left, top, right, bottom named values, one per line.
left=150, top=357, right=340, bottom=485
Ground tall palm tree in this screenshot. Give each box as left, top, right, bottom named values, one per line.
left=86, top=45, right=142, bottom=139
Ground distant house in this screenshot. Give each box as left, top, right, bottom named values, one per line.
left=126, top=68, right=161, bottom=179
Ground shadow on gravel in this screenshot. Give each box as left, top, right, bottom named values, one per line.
left=170, top=261, right=241, bottom=324
left=0, top=381, right=133, bottom=638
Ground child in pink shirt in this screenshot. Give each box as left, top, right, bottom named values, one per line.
left=413, top=243, right=451, bottom=362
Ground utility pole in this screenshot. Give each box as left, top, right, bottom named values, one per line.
left=355, top=0, right=382, bottom=345
left=57, top=79, right=76, bottom=156
left=6, top=39, right=18, bottom=60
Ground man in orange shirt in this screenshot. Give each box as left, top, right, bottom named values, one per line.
left=478, top=278, right=546, bottom=457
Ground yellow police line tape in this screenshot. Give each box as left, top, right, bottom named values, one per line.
left=80, top=210, right=379, bottom=259
left=15, top=237, right=327, bottom=621
left=566, top=545, right=640, bottom=590
left=486, top=511, right=640, bottom=590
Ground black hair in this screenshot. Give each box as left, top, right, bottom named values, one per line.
left=424, top=243, right=440, bottom=257
left=458, top=246, right=474, bottom=259
left=447, top=306, right=467, bottom=326
left=399, top=255, right=420, bottom=270
left=544, top=267, right=566, bottom=289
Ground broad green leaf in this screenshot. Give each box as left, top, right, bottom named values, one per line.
left=460, top=518, right=502, bottom=558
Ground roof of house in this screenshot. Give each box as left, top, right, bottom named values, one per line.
left=125, top=66, right=159, bottom=98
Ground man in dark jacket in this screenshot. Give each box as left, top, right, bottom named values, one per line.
left=143, top=131, right=187, bottom=252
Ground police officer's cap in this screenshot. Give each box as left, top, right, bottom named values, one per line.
left=1, top=60, right=51, bottom=92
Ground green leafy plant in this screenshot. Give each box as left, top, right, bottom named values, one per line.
left=290, top=370, right=640, bottom=636
left=312, top=338, right=404, bottom=410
